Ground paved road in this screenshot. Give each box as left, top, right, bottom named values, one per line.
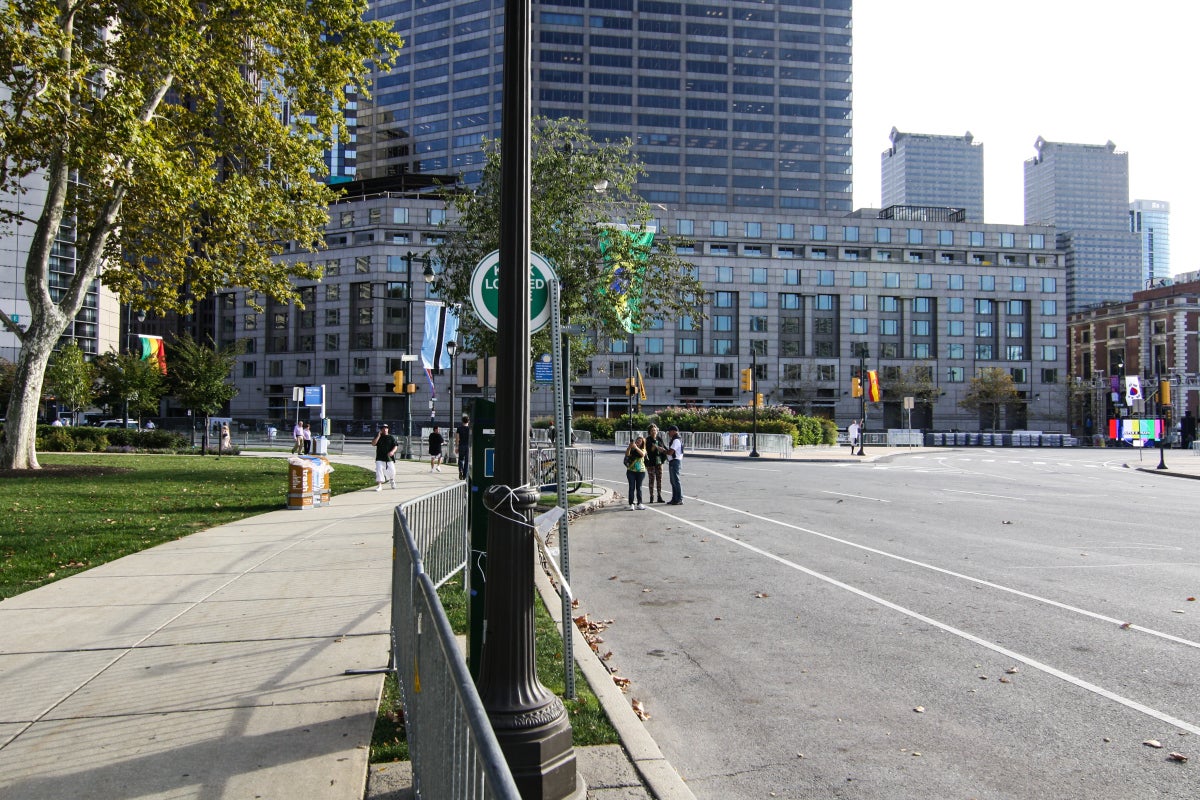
left=567, top=449, right=1200, bottom=799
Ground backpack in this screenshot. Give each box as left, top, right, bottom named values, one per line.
left=623, top=450, right=636, bottom=468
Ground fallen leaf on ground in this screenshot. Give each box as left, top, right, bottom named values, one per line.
left=631, top=699, right=650, bottom=720
left=1120, top=622, right=1133, bottom=629
left=754, top=592, right=769, bottom=598
left=1168, top=752, right=1188, bottom=763
left=612, top=676, right=631, bottom=691
left=1145, top=739, right=1164, bottom=749
left=913, top=706, right=925, bottom=713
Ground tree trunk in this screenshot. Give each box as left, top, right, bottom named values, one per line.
left=1, top=325, right=62, bottom=469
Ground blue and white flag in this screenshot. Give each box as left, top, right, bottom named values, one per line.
left=421, top=301, right=460, bottom=371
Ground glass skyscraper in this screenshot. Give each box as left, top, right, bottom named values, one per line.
left=1024, top=137, right=1141, bottom=312
left=356, top=0, right=854, bottom=214
left=881, top=128, right=984, bottom=222
left=1130, top=199, right=1170, bottom=285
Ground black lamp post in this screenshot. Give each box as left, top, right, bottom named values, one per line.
left=476, top=0, right=579, bottom=791
left=445, top=338, right=458, bottom=464
left=856, top=344, right=868, bottom=457
left=749, top=346, right=760, bottom=458
left=122, top=306, right=146, bottom=427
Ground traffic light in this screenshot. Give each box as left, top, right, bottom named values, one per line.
left=625, top=377, right=636, bottom=396
left=755, top=392, right=763, bottom=408
left=1160, top=380, right=1171, bottom=406
left=392, top=370, right=405, bottom=394
left=740, top=368, right=753, bottom=391
left=851, top=376, right=862, bottom=398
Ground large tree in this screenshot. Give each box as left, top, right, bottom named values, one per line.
left=0, top=1, right=401, bottom=468
left=43, top=340, right=95, bottom=423
left=435, top=117, right=705, bottom=357
left=94, top=350, right=163, bottom=421
left=960, top=367, right=1021, bottom=432
left=168, top=333, right=241, bottom=454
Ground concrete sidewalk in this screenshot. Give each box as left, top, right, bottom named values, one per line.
left=0, top=452, right=450, bottom=800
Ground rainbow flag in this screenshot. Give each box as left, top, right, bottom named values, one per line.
left=138, top=335, right=167, bottom=374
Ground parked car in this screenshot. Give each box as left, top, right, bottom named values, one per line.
left=98, top=419, right=140, bottom=429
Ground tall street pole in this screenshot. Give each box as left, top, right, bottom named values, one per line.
left=478, top=0, right=581, bottom=791
left=749, top=346, right=760, bottom=458
left=856, top=345, right=867, bottom=457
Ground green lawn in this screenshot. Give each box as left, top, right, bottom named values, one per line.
left=0, top=453, right=376, bottom=599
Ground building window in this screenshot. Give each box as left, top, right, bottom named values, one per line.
left=975, top=299, right=994, bottom=314
left=325, top=333, right=340, bottom=350
left=1010, top=367, right=1027, bottom=384
left=814, top=294, right=834, bottom=310
left=975, top=344, right=994, bottom=360
left=810, top=224, right=827, bottom=240
left=1041, top=300, right=1057, bottom=315
left=912, top=320, right=930, bottom=336
left=948, top=274, right=964, bottom=290
left=907, top=228, right=923, bottom=245
left=948, top=320, right=964, bottom=336
left=749, top=292, right=768, bottom=307
left=679, top=362, right=699, bottom=379
left=646, top=337, right=664, bottom=354
left=713, top=315, right=733, bottom=332
left=781, top=293, right=802, bottom=309
left=948, top=344, right=964, bottom=359
left=817, top=269, right=834, bottom=286
left=677, top=219, right=694, bottom=236
left=844, top=225, right=860, bottom=242
left=712, top=220, right=728, bottom=236
left=947, top=366, right=965, bottom=382
left=850, top=271, right=867, bottom=287
left=913, top=297, right=931, bottom=313
left=1006, top=345, right=1025, bottom=360
left=678, top=338, right=700, bottom=355
left=975, top=321, right=993, bottom=337
left=1006, top=322, right=1024, bottom=338
left=912, top=343, right=931, bottom=358
left=999, top=232, right=1015, bottom=248
left=1041, top=345, right=1057, bottom=361
left=712, top=338, right=733, bottom=355
left=1041, top=277, right=1057, bottom=293
left=980, top=275, right=995, bottom=291
left=750, top=340, right=767, bottom=356
left=915, top=273, right=932, bottom=289
left=849, top=318, right=866, bottom=335
left=875, top=227, right=892, bottom=243
left=242, top=361, right=256, bottom=378
left=715, top=291, right=735, bottom=307
left=1008, top=300, right=1025, bottom=315
left=879, top=296, right=899, bottom=312
left=880, top=319, right=898, bottom=336
left=324, top=359, right=339, bottom=376
left=749, top=316, right=768, bottom=332
left=948, top=297, right=964, bottom=313
left=970, top=231, right=985, bottom=247
left=784, top=269, right=801, bottom=285
left=883, top=272, right=900, bottom=288
left=393, top=207, right=409, bottom=224
left=353, top=357, right=370, bottom=375
left=850, top=294, right=866, bottom=311
left=745, top=221, right=761, bottom=238
left=938, top=230, right=954, bottom=246
left=1041, top=368, right=1058, bottom=383
left=778, top=223, right=794, bottom=239
left=750, top=267, right=768, bottom=284
left=716, top=265, right=733, bottom=283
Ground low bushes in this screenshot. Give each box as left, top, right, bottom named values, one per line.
left=23, top=425, right=191, bottom=454
left=571, top=406, right=838, bottom=446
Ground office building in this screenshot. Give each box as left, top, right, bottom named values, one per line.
left=881, top=128, right=984, bottom=222
left=229, top=193, right=1066, bottom=434
left=357, top=0, right=854, bottom=214
left=1130, top=199, right=1171, bottom=285
left=1024, top=137, right=1141, bottom=313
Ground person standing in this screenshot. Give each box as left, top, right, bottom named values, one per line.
left=455, top=414, right=471, bottom=480
left=1182, top=410, right=1197, bottom=450
left=220, top=423, right=232, bottom=453
left=847, top=419, right=860, bottom=451
left=644, top=423, right=668, bottom=503
left=665, top=425, right=684, bottom=505
left=372, top=424, right=398, bottom=491
left=292, top=420, right=304, bottom=454
left=428, top=425, right=445, bottom=472
left=302, top=422, right=313, bottom=454
left=624, top=436, right=648, bottom=510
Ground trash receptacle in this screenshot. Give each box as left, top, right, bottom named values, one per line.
left=313, top=435, right=329, bottom=455
left=737, top=433, right=749, bottom=449
left=288, top=456, right=331, bottom=509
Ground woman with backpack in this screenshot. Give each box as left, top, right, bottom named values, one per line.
left=624, top=436, right=648, bottom=511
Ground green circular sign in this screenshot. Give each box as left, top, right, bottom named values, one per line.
left=469, top=250, right=556, bottom=333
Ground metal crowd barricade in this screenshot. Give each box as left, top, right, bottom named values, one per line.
left=388, top=483, right=521, bottom=800
left=527, top=446, right=595, bottom=489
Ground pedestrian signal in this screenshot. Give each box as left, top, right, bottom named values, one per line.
left=755, top=392, right=764, bottom=408
left=740, top=368, right=753, bottom=391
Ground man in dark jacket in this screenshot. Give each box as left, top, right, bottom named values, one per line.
left=643, top=423, right=668, bottom=503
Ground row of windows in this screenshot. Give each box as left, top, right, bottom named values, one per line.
left=679, top=219, right=1048, bottom=249
left=702, top=266, right=1058, bottom=293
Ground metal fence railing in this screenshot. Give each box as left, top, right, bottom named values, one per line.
left=615, top=429, right=793, bottom=458
left=527, top=447, right=595, bottom=491
left=389, top=483, right=520, bottom=799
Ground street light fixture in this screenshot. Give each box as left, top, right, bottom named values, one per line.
left=856, top=344, right=868, bottom=457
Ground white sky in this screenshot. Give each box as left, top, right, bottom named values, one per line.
left=851, top=0, right=1198, bottom=275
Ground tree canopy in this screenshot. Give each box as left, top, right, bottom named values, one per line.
left=44, top=341, right=95, bottom=422
left=0, top=0, right=401, bottom=467
left=435, top=117, right=705, bottom=357
left=960, top=367, right=1021, bottom=431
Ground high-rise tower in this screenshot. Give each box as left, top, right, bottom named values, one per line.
left=1130, top=199, right=1170, bottom=285
left=881, top=128, right=984, bottom=221
left=357, top=0, right=854, bottom=214
left=1024, top=137, right=1141, bottom=311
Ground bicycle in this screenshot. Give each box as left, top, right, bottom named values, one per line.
left=529, top=451, right=585, bottom=493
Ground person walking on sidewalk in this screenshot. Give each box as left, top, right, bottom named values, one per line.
left=428, top=426, right=445, bottom=472
left=372, top=424, right=398, bottom=491
left=455, top=414, right=471, bottom=480
left=624, top=436, right=648, bottom=510
left=292, top=421, right=304, bottom=454
left=665, top=425, right=684, bottom=505
left=302, top=421, right=313, bottom=454
left=644, top=423, right=668, bottom=503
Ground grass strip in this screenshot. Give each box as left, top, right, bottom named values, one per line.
left=370, top=573, right=619, bottom=762
left=0, top=453, right=376, bottom=599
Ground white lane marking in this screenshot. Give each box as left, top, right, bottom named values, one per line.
left=729, top=466, right=782, bottom=472
left=655, top=509, right=1200, bottom=737
left=693, top=496, right=1200, bottom=652
left=1010, top=562, right=1200, bottom=570
left=1089, top=543, right=1183, bottom=551
left=942, top=488, right=1026, bottom=501
left=821, top=490, right=889, bottom=503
